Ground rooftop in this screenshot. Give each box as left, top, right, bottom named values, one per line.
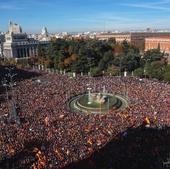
left=146, top=35, right=170, bottom=39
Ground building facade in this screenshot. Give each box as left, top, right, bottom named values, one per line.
left=3, top=21, right=43, bottom=59
left=145, top=36, right=170, bottom=63
left=145, top=36, right=170, bottom=53
left=96, top=32, right=170, bottom=50
left=96, top=33, right=131, bottom=43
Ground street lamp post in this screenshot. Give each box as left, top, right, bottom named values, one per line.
left=2, top=67, right=20, bottom=125
left=142, top=55, right=151, bottom=79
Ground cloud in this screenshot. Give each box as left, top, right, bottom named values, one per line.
left=69, top=12, right=143, bottom=24
left=120, top=0, right=170, bottom=11
left=0, top=0, right=52, bottom=10
left=0, top=2, right=24, bottom=10
left=0, top=5, right=22, bottom=10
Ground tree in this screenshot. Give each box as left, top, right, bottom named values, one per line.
left=44, top=58, right=51, bottom=68
left=163, top=71, right=170, bottom=83
left=134, top=68, right=144, bottom=77
left=103, top=50, right=114, bottom=63
left=122, top=40, right=130, bottom=55
left=91, top=67, right=102, bottom=77
left=143, top=49, right=164, bottom=63
left=144, top=61, right=165, bottom=80
left=64, top=57, right=72, bottom=66
left=108, top=38, right=116, bottom=46
left=113, top=44, right=123, bottom=56
left=124, top=52, right=141, bottom=72
left=98, top=60, right=107, bottom=71
left=107, top=65, right=120, bottom=76
left=163, top=64, right=170, bottom=83
left=70, top=54, right=77, bottom=61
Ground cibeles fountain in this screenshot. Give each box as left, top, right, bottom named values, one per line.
left=67, top=85, right=128, bottom=114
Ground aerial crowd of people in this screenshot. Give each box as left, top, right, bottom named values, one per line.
left=0, top=68, right=170, bottom=169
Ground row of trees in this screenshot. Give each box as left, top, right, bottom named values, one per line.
left=36, top=38, right=170, bottom=82
left=37, top=38, right=141, bottom=75
left=134, top=49, right=170, bottom=82
left=1, top=38, right=170, bottom=82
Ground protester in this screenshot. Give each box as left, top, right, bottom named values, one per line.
left=0, top=71, right=169, bottom=169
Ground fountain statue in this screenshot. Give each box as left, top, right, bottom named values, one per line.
left=87, top=87, right=92, bottom=104
left=67, top=84, right=128, bottom=114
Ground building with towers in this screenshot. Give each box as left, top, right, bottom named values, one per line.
left=38, top=27, right=50, bottom=41
left=3, top=21, right=39, bottom=58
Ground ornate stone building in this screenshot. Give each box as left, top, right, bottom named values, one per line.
left=38, top=27, right=51, bottom=41
left=3, top=21, right=39, bottom=58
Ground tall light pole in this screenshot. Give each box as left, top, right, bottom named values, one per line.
left=5, top=67, right=17, bottom=103
left=3, top=67, right=20, bottom=124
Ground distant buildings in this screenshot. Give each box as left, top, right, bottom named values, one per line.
left=1, top=21, right=170, bottom=60
left=54, top=32, right=69, bottom=39
left=96, top=32, right=170, bottom=50
left=96, top=32, right=131, bottom=42
left=145, top=36, right=170, bottom=54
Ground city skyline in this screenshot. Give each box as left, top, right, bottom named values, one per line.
left=1, top=0, right=170, bottom=33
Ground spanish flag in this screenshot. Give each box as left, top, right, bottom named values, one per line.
left=87, top=138, right=93, bottom=145
left=145, top=117, right=150, bottom=125
left=55, top=149, right=64, bottom=161
left=44, top=116, right=49, bottom=126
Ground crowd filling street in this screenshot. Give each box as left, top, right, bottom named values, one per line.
left=0, top=69, right=170, bottom=169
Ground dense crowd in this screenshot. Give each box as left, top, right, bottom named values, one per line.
left=0, top=70, right=170, bottom=169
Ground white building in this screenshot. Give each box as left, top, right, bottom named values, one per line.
left=3, top=21, right=39, bottom=58
left=38, top=27, right=50, bottom=41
